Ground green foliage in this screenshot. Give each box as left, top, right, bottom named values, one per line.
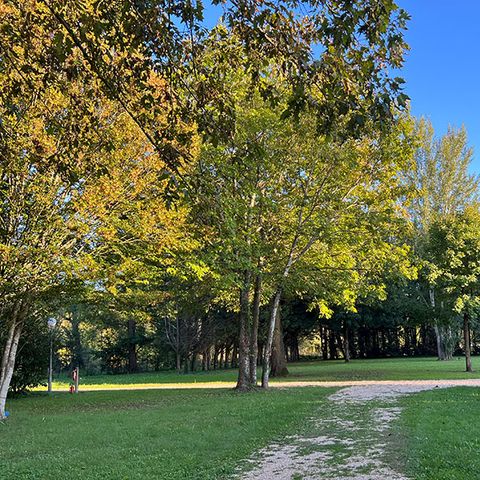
left=7, top=321, right=50, bottom=394
left=427, top=207, right=480, bottom=317
left=1, top=0, right=409, bottom=172
left=408, top=118, right=479, bottom=235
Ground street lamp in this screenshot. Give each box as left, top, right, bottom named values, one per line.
left=47, top=317, right=57, bottom=394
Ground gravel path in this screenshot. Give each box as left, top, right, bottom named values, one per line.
left=56, top=378, right=480, bottom=391
left=236, top=380, right=480, bottom=480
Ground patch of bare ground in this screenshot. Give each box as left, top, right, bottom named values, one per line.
left=237, top=381, right=480, bottom=480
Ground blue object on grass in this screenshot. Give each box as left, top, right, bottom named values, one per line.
left=4, top=411, right=10, bottom=418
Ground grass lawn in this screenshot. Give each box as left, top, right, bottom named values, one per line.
left=0, top=387, right=333, bottom=480
left=48, top=356, right=480, bottom=391
left=393, top=387, right=480, bottom=480
left=6, top=359, right=480, bottom=479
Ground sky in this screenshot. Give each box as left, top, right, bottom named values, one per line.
left=399, top=0, right=480, bottom=172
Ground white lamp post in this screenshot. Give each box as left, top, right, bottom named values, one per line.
left=47, top=317, right=57, bottom=394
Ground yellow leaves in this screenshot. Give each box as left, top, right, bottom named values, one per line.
left=453, top=296, right=466, bottom=315
left=146, top=72, right=168, bottom=99
left=186, top=261, right=212, bottom=281
left=317, top=300, right=334, bottom=319
left=0, top=2, right=14, bottom=17
left=0, top=243, right=14, bottom=259
left=107, top=285, right=118, bottom=296
left=341, top=289, right=359, bottom=312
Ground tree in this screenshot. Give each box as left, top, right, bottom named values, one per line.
left=407, top=119, right=479, bottom=360
left=258, top=113, right=416, bottom=387
left=4, top=315, right=50, bottom=394
left=1, top=1, right=409, bottom=178
left=426, top=207, right=480, bottom=372
left=0, top=30, right=184, bottom=416
left=187, top=0, right=411, bottom=389
left=193, top=90, right=415, bottom=389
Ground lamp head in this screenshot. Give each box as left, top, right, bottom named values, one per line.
left=47, top=318, right=57, bottom=330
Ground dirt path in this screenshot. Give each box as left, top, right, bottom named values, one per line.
left=54, top=378, right=480, bottom=392
left=235, top=381, right=480, bottom=480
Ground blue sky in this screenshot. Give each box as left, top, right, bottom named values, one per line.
left=399, top=0, right=480, bottom=171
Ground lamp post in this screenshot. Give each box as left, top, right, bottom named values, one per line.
left=47, top=317, right=57, bottom=394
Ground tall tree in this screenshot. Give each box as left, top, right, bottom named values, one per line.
left=0, top=0, right=411, bottom=401
left=407, top=119, right=479, bottom=360
left=0, top=27, right=185, bottom=416
left=426, top=207, right=480, bottom=372
left=259, top=114, right=416, bottom=387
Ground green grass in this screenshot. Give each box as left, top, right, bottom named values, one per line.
left=49, top=356, right=480, bottom=390
left=0, top=387, right=333, bottom=480
left=393, top=387, right=480, bottom=480
left=6, top=358, right=480, bottom=479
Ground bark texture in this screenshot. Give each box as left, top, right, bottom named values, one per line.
left=270, top=306, right=289, bottom=377
left=430, top=287, right=454, bottom=361
left=464, top=313, right=473, bottom=372
left=343, top=322, right=351, bottom=363
left=249, top=274, right=262, bottom=386
left=236, top=272, right=252, bottom=390
left=127, top=319, right=138, bottom=373
left=0, top=300, right=28, bottom=419
left=262, top=288, right=282, bottom=388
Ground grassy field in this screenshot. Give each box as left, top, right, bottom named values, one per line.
left=48, top=356, right=480, bottom=390
left=4, top=358, right=480, bottom=479
left=393, top=387, right=480, bottom=480
left=0, top=387, right=333, bottom=480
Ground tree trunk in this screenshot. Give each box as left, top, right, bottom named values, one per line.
left=231, top=344, right=238, bottom=368
left=190, top=353, right=197, bottom=372
left=430, top=287, right=451, bottom=361
left=464, top=313, right=473, bottom=372
left=320, top=325, right=328, bottom=359
left=206, top=348, right=211, bottom=371
left=0, top=301, right=27, bottom=419
left=343, top=322, right=350, bottom=363
left=224, top=344, right=231, bottom=368
left=235, top=272, right=251, bottom=390
left=287, top=334, right=300, bottom=362
left=70, top=306, right=84, bottom=369
left=176, top=351, right=181, bottom=374
left=271, top=306, right=289, bottom=377
left=127, top=319, right=138, bottom=373
left=433, top=324, right=447, bottom=360
left=249, top=274, right=262, bottom=386
left=262, top=229, right=301, bottom=387
left=262, top=288, right=282, bottom=388
left=175, top=315, right=181, bottom=373
left=358, top=327, right=366, bottom=358
left=444, top=327, right=454, bottom=360
left=329, top=329, right=337, bottom=359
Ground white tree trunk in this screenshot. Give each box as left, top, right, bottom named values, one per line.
left=261, top=288, right=282, bottom=388
left=430, top=287, right=454, bottom=361
left=0, top=300, right=28, bottom=419
left=430, top=287, right=444, bottom=360
left=0, top=319, right=23, bottom=419
left=433, top=324, right=446, bottom=360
